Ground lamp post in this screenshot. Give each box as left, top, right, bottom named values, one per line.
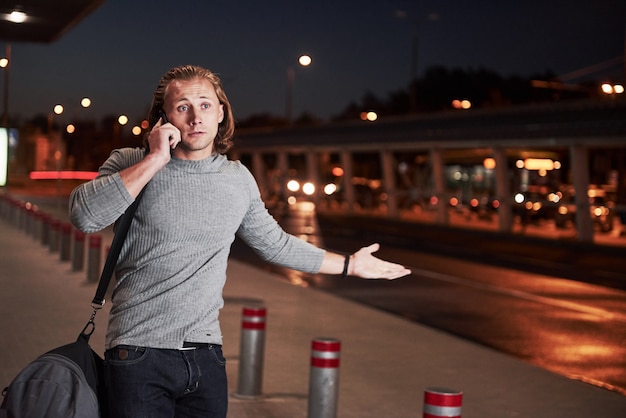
left=285, top=54, right=312, bottom=124
left=395, top=10, right=439, bottom=113
left=1, top=43, right=10, bottom=127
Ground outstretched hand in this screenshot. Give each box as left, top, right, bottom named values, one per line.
left=350, top=243, right=411, bottom=280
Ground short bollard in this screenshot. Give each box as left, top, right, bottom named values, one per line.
left=72, top=229, right=86, bottom=272
left=40, top=214, right=51, bottom=246
left=29, top=209, right=42, bottom=240
left=48, top=219, right=60, bottom=253
left=87, top=235, right=102, bottom=283
left=307, top=338, right=341, bottom=418
left=234, top=306, right=267, bottom=398
left=423, top=387, right=463, bottom=418
left=60, top=222, right=72, bottom=262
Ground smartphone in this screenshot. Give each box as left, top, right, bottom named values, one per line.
left=160, top=110, right=169, bottom=124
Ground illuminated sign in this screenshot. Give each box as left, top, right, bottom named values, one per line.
left=0, top=128, right=7, bottom=186
left=524, top=158, right=554, bottom=171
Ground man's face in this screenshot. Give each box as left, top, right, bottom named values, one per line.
left=163, top=78, right=224, bottom=160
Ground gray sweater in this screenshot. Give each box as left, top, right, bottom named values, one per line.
left=69, top=148, right=325, bottom=349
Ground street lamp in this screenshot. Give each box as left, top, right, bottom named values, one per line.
left=395, top=10, right=439, bottom=113
left=1, top=43, right=10, bottom=127
left=285, top=54, right=312, bottom=124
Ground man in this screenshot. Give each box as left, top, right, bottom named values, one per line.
left=69, top=64, right=410, bottom=417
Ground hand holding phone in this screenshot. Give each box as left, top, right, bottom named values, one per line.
left=157, top=110, right=180, bottom=150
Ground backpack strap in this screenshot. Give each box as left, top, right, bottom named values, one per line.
left=79, top=186, right=146, bottom=342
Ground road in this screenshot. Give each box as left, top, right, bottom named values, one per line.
left=230, top=202, right=626, bottom=396
left=8, top=191, right=626, bottom=396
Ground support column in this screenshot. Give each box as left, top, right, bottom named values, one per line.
left=493, top=147, right=512, bottom=233
left=430, top=147, right=448, bottom=225
left=340, top=150, right=355, bottom=212
left=252, top=152, right=267, bottom=199
left=380, top=150, right=398, bottom=217
left=570, top=144, right=593, bottom=242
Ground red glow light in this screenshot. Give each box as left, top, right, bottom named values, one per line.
left=29, top=171, right=98, bottom=180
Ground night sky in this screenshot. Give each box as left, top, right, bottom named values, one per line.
left=3, top=0, right=625, bottom=126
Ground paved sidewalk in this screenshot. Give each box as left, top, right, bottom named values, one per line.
left=0, top=203, right=625, bottom=417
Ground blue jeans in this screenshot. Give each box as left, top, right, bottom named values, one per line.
left=104, top=344, right=228, bottom=418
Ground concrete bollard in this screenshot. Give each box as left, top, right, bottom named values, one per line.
left=32, top=211, right=44, bottom=242
left=87, top=234, right=102, bottom=283
left=423, top=387, right=463, bottom=418
left=40, top=213, right=51, bottom=247
left=307, top=338, right=341, bottom=418
left=48, top=219, right=60, bottom=253
left=21, top=202, right=32, bottom=234
left=59, top=222, right=72, bottom=262
left=234, top=306, right=267, bottom=398
left=72, top=229, right=86, bottom=271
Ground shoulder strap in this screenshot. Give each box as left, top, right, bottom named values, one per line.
left=91, top=187, right=146, bottom=307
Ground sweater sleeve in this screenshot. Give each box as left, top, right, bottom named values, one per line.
left=236, top=166, right=325, bottom=274
left=68, top=148, right=142, bottom=233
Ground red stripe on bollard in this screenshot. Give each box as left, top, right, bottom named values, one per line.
left=241, top=307, right=267, bottom=330
left=310, top=339, right=341, bottom=368
left=74, top=229, right=85, bottom=242
left=423, top=387, right=462, bottom=418
left=89, top=235, right=102, bottom=248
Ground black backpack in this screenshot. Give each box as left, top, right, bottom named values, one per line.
left=1, top=332, right=108, bottom=418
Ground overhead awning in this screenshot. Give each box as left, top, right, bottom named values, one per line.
left=0, top=0, right=104, bottom=43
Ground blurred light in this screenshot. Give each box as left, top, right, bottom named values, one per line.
left=331, top=166, right=344, bottom=177
left=524, top=158, right=554, bottom=170
left=81, top=97, right=91, bottom=108
left=7, top=10, right=27, bottom=23
left=53, top=104, right=64, bottom=115
left=141, top=120, right=149, bottom=129
left=593, top=207, right=606, bottom=217
left=514, top=193, right=525, bottom=204
left=360, top=111, right=378, bottom=121
left=298, top=55, right=312, bottom=66
left=29, top=171, right=98, bottom=180
left=558, top=206, right=568, bottom=215
left=601, top=83, right=624, bottom=94
left=287, top=180, right=300, bottom=192
left=66, top=124, right=76, bottom=134
left=302, top=182, right=315, bottom=195
left=470, top=198, right=479, bottom=208
left=323, top=183, right=337, bottom=195
left=515, top=159, right=525, bottom=169
left=287, top=196, right=297, bottom=205
left=483, top=158, right=496, bottom=169
left=429, top=195, right=438, bottom=206
left=0, top=58, right=8, bottom=68
left=131, top=126, right=142, bottom=135
left=548, top=193, right=560, bottom=203
left=491, top=199, right=500, bottom=209
left=118, top=115, right=129, bottom=125
left=452, top=99, right=471, bottom=109
left=0, top=128, right=7, bottom=186
left=449, top=197, right=459, bottom=207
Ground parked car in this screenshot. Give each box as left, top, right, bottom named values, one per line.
left=555, top=189, right=615, bottom=232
